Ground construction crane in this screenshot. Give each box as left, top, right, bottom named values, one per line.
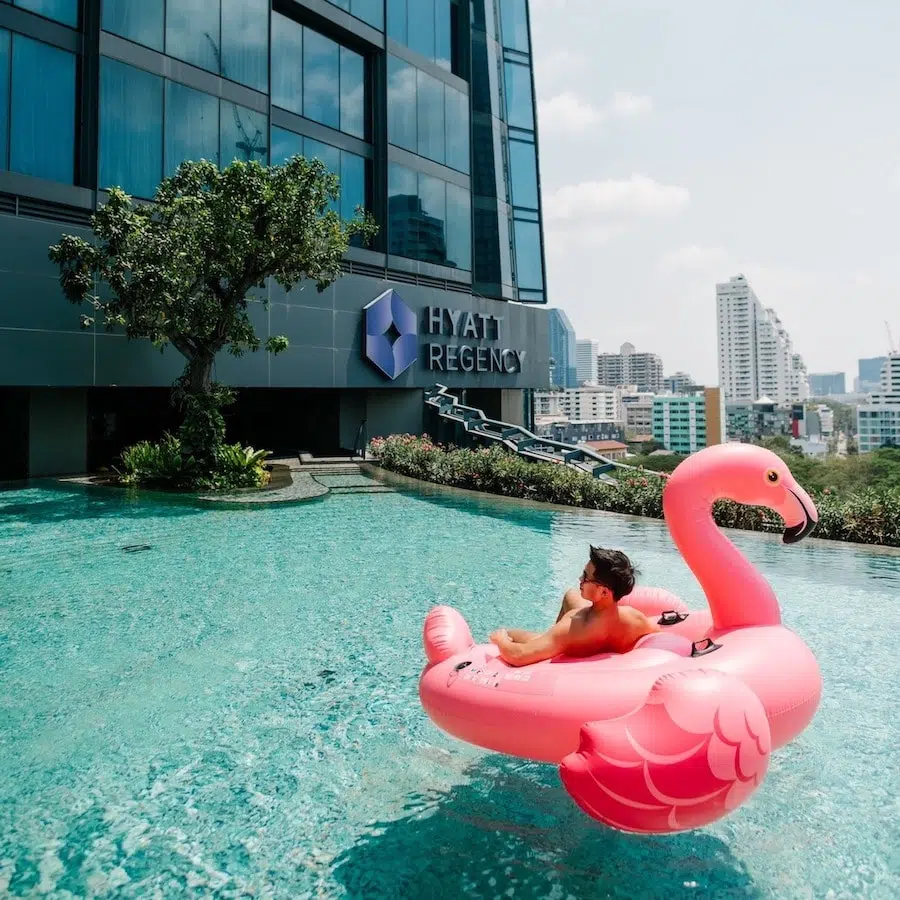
left=886, top=321, right=897, bottom=355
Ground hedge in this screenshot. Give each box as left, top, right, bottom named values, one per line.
left=368, top=434, right=900, bottom=548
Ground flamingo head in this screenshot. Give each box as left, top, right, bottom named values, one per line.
left=668, top=443, right=818, bottom=544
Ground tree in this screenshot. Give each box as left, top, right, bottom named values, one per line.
left=49, top=157, right=377, bottom=468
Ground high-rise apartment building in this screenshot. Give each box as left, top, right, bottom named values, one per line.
left=716, top=275, right=808, bottom=406
left=808, top=372, right=846, bottom=396
left=857, top=357, right=888, bottom=393
left=663, top=371, right=694, bottom=394
left=0, top=0, right=550, bottom=479
left=652, top=388, right=724, bottom=455
left=548, top=308, right=577, bottom=388
left=575, top=339, right=599, bottom=386
left=857, top=355, right=900, bottom=452
left=596, top=342, right=663, bottom=393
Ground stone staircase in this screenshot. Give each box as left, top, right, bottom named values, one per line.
left=293, top=453, right=394, bottom=494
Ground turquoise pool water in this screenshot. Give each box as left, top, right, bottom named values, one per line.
left=0, top=478, right=897, bottom=899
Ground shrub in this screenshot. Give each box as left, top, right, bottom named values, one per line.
left=369, top=434, right=900, bottom=547
left=116, top=433, right=271, bottom=491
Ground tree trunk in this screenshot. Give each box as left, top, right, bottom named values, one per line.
left=184, top=352, right=216, bottom=396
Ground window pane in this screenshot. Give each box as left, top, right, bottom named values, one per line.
left=388, top=162, right=418, bottom=258
left=416, top=69, right=444, bottom=164
left=444, top=86, right=469, bottom=173
left=387, top=0, right=407, bottom=45
left=352, top=0, right=384, bottom=30
left=500, top=0, right=530, bottom=52
left=514, top=218, right=543, bottom=290
left=340, top=150, right=365, bottom=222
left=221, top=102, right=268, bottom=165
left=270, top=126, right=303, bottom=167
left=407, top=0, right=434, bottom=60
left=446, top=183, right=471, bottom=271
left=435, top=0, right=451, bottom=71
left=508, top=139, right=538, bottom=209
left=339, top=46, right=365, bottom=139
left=14, top=0, right=77, bottom=27
left=102, top=0, right=164, bottom=50
left=504, top=61, right=534, bottom=130
left=222, top=0, right=268, bottom=92
left=303, top=28, right=339, bottom=130
left=10, top=35, right=75, bottom=183
left=99, top=58, right=163, bottom=198
left=166, top=0, right=220, bottom=74
left=417, top=172, right=447, bottom=264
left=498, top=206, right=513, bottom=285
left=386, top=55, right=416, bottom=153
left=165, top=81, right=219, bottom=177
left=305, top=137, right=340, bottom=214
left=271, top=13, right=303, bottom=116
left=0, top=30, right=9, bottom=170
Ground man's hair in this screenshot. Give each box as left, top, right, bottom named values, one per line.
left=588, top=545, right=636, bottom=601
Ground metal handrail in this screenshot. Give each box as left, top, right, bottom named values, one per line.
left=353, top=418, right=367, bottom=460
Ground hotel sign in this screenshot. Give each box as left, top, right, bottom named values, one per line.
left=363, top=292, right=526, bottom=380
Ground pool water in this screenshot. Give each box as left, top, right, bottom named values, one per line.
left=0, top=479, right=897, bottom=899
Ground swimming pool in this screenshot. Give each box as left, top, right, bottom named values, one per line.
left=0, top=478, right=896, bottom=898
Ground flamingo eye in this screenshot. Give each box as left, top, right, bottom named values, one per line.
left=766, top=469, right=780, bottom=484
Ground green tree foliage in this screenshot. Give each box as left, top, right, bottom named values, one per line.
left=48, top=157, right=377, bottom=482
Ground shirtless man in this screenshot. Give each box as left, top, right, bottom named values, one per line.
left=489, top=546, right=660, bottom=667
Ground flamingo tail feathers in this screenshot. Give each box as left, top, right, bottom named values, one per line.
left=423, top=605, right=475, bottom=664
left=559, top=668, right=772, bottom=834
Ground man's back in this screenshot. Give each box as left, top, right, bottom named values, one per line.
left=559, top=604, right=660, bottom=657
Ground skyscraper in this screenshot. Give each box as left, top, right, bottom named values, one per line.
left=0, top=0, right=550, bottom=478
left=857, top=357, right=888, bottom=393
left=576, top=339, right=599, bottom=385
left=809, top=372, right=846, bottom=396
left=548, top=309, right=577, bottom=388
left=597, top=342, right=664, bottom=392
left=716, top=275, right=808, bottom=406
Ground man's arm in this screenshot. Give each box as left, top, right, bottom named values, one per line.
left=490, top=622, right=569, bottom=667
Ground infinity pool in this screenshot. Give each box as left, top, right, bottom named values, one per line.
left=0, top=478, right=897, bottom=898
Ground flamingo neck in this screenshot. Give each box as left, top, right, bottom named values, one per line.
left=663, top=483, right=782, bottom=631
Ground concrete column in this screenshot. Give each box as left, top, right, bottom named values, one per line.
left=500, top=389, right=525, bottom=426
left=29, top=388, right=88, bottom=477
left=366, top=389, right=424, bottom=440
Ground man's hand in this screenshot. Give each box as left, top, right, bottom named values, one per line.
left=490, top=627, right=562, bottom=667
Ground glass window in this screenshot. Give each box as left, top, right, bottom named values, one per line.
left=10, top=35, right=75, bottom=183
left=13, top=0, right=77, bottom=27
left=387, top=55, right=416, bottom=153
left=417, top=172, right=447, bottom=264
left=500, top=0, right=530, bottom=52
left=99, top=58, right=163, bottom=198
left=444, top=86, right=470, bottom=173
left=304, top=136, right=340, bottom=214
left=339, top=46, right=365, bottom=139
left=407, top=0, right=434, bottom=60
left=221, top=101, right=268, bottom=165
left=0, top=30, right=8, bottom=170
left=416, top=70, right=444, bottom=164
left=303, top=28, right=340, bottom=130
left=165, top=81, right=219, bottom=177
left=166, top=0, right=220, bottom=74
left=445, top=183, right=471, bottom=271
left=508, top=139, right=538, bottom=209
left=514, top=218, right=543, bottom=290
left=271, top=13, right=303, bottom=116
left=352, top=0, right=384, bottom=31
left=497, top=206, right=513, bottom=285
left=387, top=0, right=406, bottom=45
left=504, top=61, right=534, bottom=130
left=340, top=150, right=366, bottom=223
left=222, top=0, right=268, bottom=92
left=435, top=0, right=451, bottom=71
left=270, top=126, right=304, bottom=167
left=388, top=162, right=418, bottom=258
left=102, top=0, right=164, bottom=50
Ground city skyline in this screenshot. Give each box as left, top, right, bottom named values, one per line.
left=529, top=0, right=900, bottom=382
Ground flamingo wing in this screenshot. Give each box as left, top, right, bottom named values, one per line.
left=559, top=668, right=772, bottom=834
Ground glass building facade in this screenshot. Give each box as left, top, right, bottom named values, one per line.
left=548, top=308, right=577, bottom=389
left=0, top=0, right=548, bottom=479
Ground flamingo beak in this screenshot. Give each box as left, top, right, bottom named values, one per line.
left=782, top=481, right=818, bottom=544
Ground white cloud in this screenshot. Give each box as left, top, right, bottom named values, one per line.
left=659, top=245, right=728, bottom=272
left=854, top=273, right=874, bottom=287
left=545, top=175, right=690, bottom=222
left=537, top=90, right=652, bottom=134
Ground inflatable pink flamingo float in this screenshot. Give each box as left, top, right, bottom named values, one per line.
left=418, top=442, right=823, bottom=834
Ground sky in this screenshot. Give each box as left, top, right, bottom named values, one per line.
left=529, top=0, right=900, bottom=385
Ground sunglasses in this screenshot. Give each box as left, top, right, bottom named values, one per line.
left=579, top=572, right=604, bottom=586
